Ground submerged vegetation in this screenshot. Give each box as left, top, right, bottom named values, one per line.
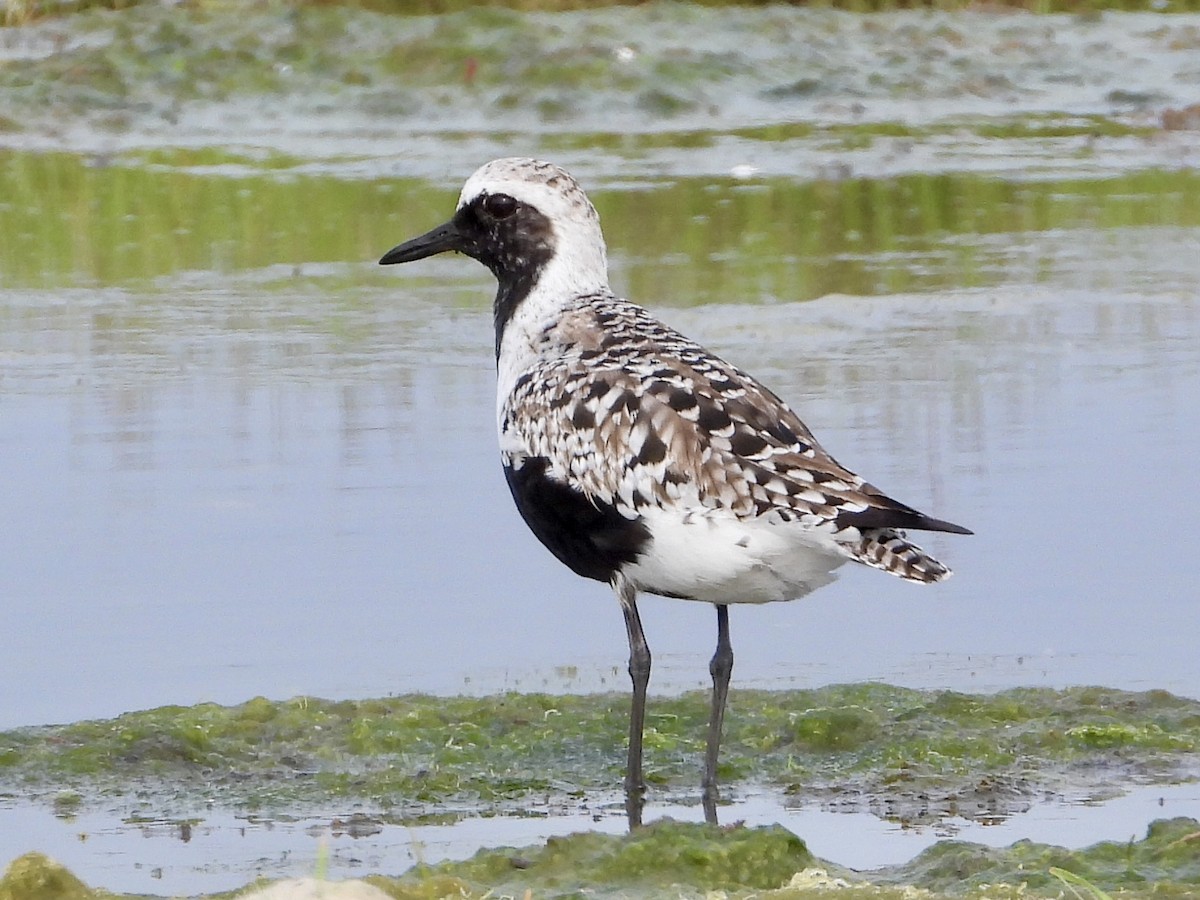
left=2, top=149, right=1198, bottom=302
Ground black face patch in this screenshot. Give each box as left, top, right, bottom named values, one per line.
left=451, top=194, right=556, bottom=357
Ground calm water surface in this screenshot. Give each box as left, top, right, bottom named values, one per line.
left=2, top=161, right=1198, bottom=731
left=3, top=783, right=1200, bottom=896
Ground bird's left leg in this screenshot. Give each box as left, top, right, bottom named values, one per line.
left=615, top=573, right=651, bottom=829
left=702, top=603, right=733, bottom=824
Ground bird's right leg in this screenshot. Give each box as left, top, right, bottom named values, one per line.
left=702, top=603, right=733, bottom=824
left=615, top=573, right=650, bottom=829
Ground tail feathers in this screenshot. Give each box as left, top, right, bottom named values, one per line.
left=853, top=529, right=952, bottom=583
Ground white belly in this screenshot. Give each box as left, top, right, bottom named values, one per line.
left=621, top=506, right=849, bottom=605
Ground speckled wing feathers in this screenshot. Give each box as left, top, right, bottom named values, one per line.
left=499, top=293, right=954, bottom=585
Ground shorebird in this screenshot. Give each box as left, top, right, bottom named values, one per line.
left=379, top=158, right=970, bottom=826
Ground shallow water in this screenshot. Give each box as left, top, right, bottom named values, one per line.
left=2, top=783, right=1198, bottom=896
left=3, top=159, right=1199, bottom=731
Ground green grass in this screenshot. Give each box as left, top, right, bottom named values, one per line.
left=1052, top=867, right=1116, bottom=900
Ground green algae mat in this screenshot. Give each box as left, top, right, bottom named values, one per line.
left=2, top=685, right=1199, bottom=898
left=5, top=685, right=1199, bottom=816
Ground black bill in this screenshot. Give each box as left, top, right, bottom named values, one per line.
left=379, top=220, right=466, bottom=266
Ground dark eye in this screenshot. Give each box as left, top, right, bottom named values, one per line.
left=483, top=193, right=518, bottom=220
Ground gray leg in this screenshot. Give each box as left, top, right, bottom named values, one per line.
left=616, top=574, right=650, bottom=828
left=702, top=603, right=733, bottom=824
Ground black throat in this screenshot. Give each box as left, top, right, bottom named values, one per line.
left=448, top=198, right=556, bottom=361
left=493, top=270, right=544, bottom=361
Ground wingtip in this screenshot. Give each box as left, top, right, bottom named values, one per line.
left=918, top=515, right=973, bottom=536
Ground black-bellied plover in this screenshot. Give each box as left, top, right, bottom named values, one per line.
left=380, top=158, right=970, bottom=827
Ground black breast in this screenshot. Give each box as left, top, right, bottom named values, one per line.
left=503, top=457, right=651, bottom=584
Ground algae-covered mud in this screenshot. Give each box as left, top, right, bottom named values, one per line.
left=5, top=686, right=1199, bottom=817
left=1, top=687, right=1199, bottom=897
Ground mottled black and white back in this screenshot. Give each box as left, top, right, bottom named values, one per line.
left=379, top=157, right=970, bottom=826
